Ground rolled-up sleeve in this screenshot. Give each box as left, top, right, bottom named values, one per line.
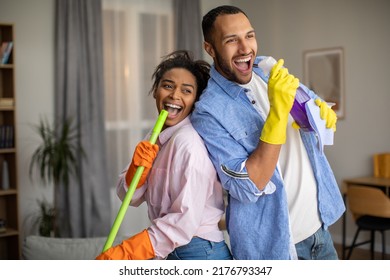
left=220, top=159, right=276, bottom=200
left=192, top=108, right=276, bottom=203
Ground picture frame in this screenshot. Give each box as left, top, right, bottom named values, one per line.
left=303, top=47, right=345, bottom=119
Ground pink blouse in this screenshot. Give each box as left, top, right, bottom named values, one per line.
left=116, top=116, right=225, bottom=259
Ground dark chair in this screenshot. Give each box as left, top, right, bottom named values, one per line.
left=346, top=185, right=390, bottom=259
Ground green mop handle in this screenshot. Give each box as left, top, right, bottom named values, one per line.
left=102, top=110, right=168, bottom=252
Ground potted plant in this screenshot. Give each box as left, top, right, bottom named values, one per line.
left=28, top=116, right=85, bottom=237
left=24, top=198, right=56, bottom=237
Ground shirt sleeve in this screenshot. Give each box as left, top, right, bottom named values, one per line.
left=221, top=159, right=276, bottom=196
left=116, top=165, right=146, bottom=207
left=192, top=110, right=275, bottom=203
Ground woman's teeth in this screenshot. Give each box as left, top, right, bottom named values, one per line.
left=165, top=103, right=182, bottom=116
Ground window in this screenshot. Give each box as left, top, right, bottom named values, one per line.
left=102, top=0, right=174, bottom=234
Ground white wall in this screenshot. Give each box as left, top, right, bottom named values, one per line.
left=1, top=0, right=389, bottom=254
left=233, top=0, right=390, bottom=250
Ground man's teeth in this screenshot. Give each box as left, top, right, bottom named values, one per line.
left=235, top=57, right=250, bottom=63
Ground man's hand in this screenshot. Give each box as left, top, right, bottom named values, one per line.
left=315, top=99, right=337, bottom=131
left=260, top=59, right=299, bottom=144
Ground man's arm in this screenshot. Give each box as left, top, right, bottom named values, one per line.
left=247, top=59, right=298, bottom=190
left=246, top=141, right=281, bottom=190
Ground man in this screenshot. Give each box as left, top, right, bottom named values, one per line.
left=191, top=5, right=345, bottom=260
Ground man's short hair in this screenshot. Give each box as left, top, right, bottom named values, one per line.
left=202, top=5, right=248, bottom=44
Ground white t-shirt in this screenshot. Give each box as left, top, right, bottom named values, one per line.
left=242, top=74, right=322, bottom=243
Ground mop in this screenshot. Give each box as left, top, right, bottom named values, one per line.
left=102, top=109, right=168, bottom=252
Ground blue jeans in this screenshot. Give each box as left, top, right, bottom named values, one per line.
left=295, top=226, right=339, bottom=260
left=167, top=237, right=233, bottom=260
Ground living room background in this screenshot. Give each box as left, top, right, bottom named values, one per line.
left=0, top=0, right=389, bottom=253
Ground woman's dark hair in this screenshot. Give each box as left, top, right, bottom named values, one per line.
left=202, top=5, right=247, bottom=44
left=150, top=50, right=210, bottom=102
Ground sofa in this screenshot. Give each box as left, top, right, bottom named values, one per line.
left=22, top=235, right=128, bottom=260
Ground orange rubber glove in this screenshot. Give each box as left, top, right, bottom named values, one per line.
left=125, top=141, right=159, bottom=188
left=96, top=229, right=155, bottom=260
left=315, top=99, right=337, bottom=132
left=260, top=59, right=299, bottom=144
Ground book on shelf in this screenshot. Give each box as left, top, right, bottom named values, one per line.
left=0, top=125, right=14, bottom=149
left=0, top=41, right=13, bottom=64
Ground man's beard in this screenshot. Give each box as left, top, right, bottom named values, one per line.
left=214, top=52, right=251, bottom=85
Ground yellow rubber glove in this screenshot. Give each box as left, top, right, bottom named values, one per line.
left=291, top=121, right=300, bottom=130
left=315, top=99, right=337, bottom=131
left=125, top=141, right=159, bottom=188
left=95, top=229, right=155, bottom=260
left=260, top=59, right=299, bottom=144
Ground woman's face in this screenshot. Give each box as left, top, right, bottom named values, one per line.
left=154, top=68, right=197, bottom=128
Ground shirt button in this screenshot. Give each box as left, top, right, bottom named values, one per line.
left=252, top=100, right=256, bottom=104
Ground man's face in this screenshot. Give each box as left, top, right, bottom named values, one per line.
left=205, top=13, right=257, bottom=85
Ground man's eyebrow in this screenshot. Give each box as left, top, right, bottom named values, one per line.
left=222, top=34, right=238, bottom=40
left=222, top=29, right=255, bottom=40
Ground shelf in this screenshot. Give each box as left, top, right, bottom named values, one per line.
left=0, top=228, right=18, bottom=238
left=0, top=22, right=19, bottom=259
left=0, top=106, right=15, bottom=111
left=0, top=148, right=16, bottom=154
left=0, top=64, right=13, bottom=69
left=0, top=189, right=17, bottom=196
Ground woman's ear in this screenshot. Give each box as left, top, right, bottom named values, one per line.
left=204, top=41, right=215, bottom=58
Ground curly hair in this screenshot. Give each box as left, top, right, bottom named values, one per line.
left=150, top=50, right=210, bottom=102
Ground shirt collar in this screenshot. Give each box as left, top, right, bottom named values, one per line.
left=158, top=115, right=191, bottom=145
left=210, top=65, right=244, bottom=100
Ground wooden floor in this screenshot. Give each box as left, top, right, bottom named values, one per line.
left=334, top=243, right=390, bottom=260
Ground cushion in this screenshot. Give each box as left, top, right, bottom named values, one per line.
left=22, top=235, right=128, bottom=260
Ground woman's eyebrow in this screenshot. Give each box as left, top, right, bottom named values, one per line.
left=162, top=79, right=195, bottom=89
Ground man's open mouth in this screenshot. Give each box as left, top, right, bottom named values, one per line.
left=234, top=56, right=251, bottom=72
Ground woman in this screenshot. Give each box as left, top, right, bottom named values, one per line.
left=96, top=50, right=232, bottom=260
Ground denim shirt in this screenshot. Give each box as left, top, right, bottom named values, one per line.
left=191, top=56, right=345, bottom=260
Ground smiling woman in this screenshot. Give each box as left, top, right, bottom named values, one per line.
left=95, top=50, right=232, bottom=260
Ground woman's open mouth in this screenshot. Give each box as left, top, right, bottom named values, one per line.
left=164, top=103, right=183, bottom=118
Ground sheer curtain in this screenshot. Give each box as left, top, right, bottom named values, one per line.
left=102, top=0, right=174, bottom=235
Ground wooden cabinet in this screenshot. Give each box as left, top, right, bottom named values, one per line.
left=0, top=23, right=19, bottom=259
